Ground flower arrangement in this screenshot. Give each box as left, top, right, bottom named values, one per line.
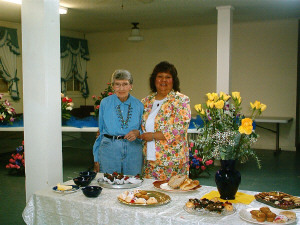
left=189, top=141, right=214, bottom=178
left=194, top=91, right=266, bottom=168
left=0, top=93, right=16, bottom=124
left=61, top=93, right=74, bottom=120
left=92, top=83, right=113, bottom=116
left=6, top=140, right=25, bottom=173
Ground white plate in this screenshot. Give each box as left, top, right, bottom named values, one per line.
left=52, top=185, right=79, bottom=193
left=183, top=204, right=236, bottom=217
left=239, top=208, right=297, bottom=224
left=97, top=177, right=143, bottom=189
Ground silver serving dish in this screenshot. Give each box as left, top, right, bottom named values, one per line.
left=97, top=177, right=143, bottom=189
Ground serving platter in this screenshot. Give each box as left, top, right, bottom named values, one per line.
left=97, top=177, right=143, bottom=189
left=153, top=180, right=201, bottom=192
left=118, top=190, right=171, bottom=206
left=183, top=204, right=236, bottom=217
left=239, top=208, right=297, bottom=225
left=52, top=185, right=79, bottom=193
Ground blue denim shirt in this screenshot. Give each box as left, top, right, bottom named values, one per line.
left=93, top=94, right=144, bottom=162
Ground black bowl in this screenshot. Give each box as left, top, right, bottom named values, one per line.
left=73, top=176, right=92, bottom=187
left=79, top=171, right=97, bottom=180
left=82, top=186, right=102, bottom=198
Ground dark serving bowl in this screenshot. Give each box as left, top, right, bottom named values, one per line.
left=82, top=186, right=102, bottom=198
left=73, top=176, right=92, bottom=187
left=79, top=171, right=97, bottom=180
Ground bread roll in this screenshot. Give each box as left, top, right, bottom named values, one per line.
left=181, top=180, right=199, bottom=191
left=279, top=211, right=296, bottom=220
left=168, top=175, right=187, bottom=189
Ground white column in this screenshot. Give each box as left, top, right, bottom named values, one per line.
left=22, top=0, right=62, bottom=201
left=216, top=6, right=234, bottom=94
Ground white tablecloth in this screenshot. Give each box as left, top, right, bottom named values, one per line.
left=22, top=174, right=300, bottom=225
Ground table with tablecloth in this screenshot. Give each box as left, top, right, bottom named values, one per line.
left=22, top=173, right=299, bottom=225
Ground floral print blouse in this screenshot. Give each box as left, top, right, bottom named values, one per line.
left=141, top=90, right=191, bottom=179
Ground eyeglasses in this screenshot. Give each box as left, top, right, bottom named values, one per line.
left=113, top=82, right=130, bottom=88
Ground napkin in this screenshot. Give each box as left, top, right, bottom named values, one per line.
left=201, top=191, right=255, bottom=204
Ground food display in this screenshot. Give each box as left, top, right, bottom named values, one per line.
left=117, top=189, right=171, bottom=206
left=184, top=197, right=235, bottom=216
left=98, top=172, right=143, bottom=189
left=153, top=175, right=201, bottom=192
left=255, top=191, right=300, bottom=209
left=239, top=207, right=297, bottom=224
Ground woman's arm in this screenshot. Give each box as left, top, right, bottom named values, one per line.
left=139, top=131, right=166, bottom=142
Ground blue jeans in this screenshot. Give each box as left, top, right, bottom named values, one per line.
left=99, top=137, right=143, bottom=176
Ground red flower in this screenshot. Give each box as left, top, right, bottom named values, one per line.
left=201, top=166, right=206, bottom=171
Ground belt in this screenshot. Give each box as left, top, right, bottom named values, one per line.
left=104, top=134, right=125, bottom=140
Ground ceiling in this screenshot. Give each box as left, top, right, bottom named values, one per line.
left=0, top=0, right=299, bottom=33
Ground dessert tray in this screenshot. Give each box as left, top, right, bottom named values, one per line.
left=97, top=172, right=143, bottom=189
left=255, top=191, right=300, bottom=210
left=239, top=208, right=297, bottom=225
left=52, top=185, right=79, bottom=193
left=118, top=190, right=171, bottom=206
left=184, top=198, right=236, bottom=217
left=153, top=180, right=201, bottom=192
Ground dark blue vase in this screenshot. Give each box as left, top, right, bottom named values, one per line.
left=215, top=160, right=241, bottom=200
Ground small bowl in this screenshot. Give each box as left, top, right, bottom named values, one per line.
left=73, top=176, right=92, bottom=187
left=79, top=171, right=97, bottom=180
left=82, top=186, right=102, bottom=198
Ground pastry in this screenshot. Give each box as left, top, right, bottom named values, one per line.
left=139, top=190, right=148, bottom=195
left=259, top=206, right=271, bottom=214
left=141, top=194, right=150, bottom=200
left=168, top=175, right=187, bottom=189
left=56, top=183, right=72, bottom=191
left=224, top=202, right=233, bottom=211
left=250, top=210, right=260, bottom=219
left=179, top=178, right=192, bottom=190
left=279, top=211, right=296, bottom=220
left=274, top=215, right=288, bottom=223
left=146, top=197, right=158, bottom=204
left=181, top=180, right=200, bottom=191
left=185, top=201, right=194, bottom=208
left=266, top=212, right=276, bottom=222
left=256, top=212, right=266, bottom=222
left=135, top=198, right=147, bottom=204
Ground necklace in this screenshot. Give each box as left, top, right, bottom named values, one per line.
left=116, top=103, right=132, bottom=129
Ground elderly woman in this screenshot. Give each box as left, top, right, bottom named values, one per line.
left=93, top=70, right=144, bottom=175
left=139, top=61, right=191, bottom=180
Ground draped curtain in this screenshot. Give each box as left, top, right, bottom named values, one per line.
left=0, top=27, right=20, bottom=100
left=60, top=36, right=90, bottom=98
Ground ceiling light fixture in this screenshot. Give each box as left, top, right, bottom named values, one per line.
left=128, top=22, right=143, bottom=42
left=2, top=0, right=68, bottom=14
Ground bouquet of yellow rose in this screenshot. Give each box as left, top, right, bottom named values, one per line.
left=194, top=91, right=266, bottom=168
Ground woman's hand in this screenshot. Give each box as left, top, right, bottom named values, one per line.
left=124, top=130, right=140, bottom=142
left=139, top=132, right=166, bottom=142
left=93, top=162, right=100, bottom=172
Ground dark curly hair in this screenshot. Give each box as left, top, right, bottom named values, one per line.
left=149, top=61, right=180, bottom=93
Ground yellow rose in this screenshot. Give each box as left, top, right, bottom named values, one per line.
left=214, top=100, right=224, bottom=109
left=260, top=103, right=267, bottom=112
left=250, top=100, right=261, bottom=110
left=206, top=100, right=215, bottom=108
left=206, top=92, right=218, bottom=101
left=194, top=104, right=202, bottom=112
left=220, top=91, right=231, bottom=101
left=239, top=118, right=253, bottom=135
left=200, top=109, right=205, bottom=115
left=238, top=97, right=242, bottom=104
left=231, top=92, right=240, bottom=100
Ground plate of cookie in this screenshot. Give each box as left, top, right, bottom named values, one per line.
left=184, top=197, right=236, bottom=217
left=117, top=189, right=171, bottom=206
left=255, top=191, right=300, bottom=210
left=153, top=175, right=201, bottom=192
left=239, top=207, right=297, bottom=224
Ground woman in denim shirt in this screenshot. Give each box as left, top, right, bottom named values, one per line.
left=93, top=70, right=144, bottom=175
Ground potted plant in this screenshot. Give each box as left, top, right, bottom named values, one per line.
left=193, top=91, right=266, bottom=199
left=92, top=83, right=113, bottom=116
left=0, top=93, right=16, bottom=125
left=61, top=93, right=74, bottom=122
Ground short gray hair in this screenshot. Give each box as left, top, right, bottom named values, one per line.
left=111, top=70, right=133, bottom=84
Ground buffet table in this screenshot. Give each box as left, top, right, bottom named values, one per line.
left=22, top=174, right=300, bottom=225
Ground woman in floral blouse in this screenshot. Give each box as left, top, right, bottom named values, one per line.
left=139, top=61, right=191, bottom=180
